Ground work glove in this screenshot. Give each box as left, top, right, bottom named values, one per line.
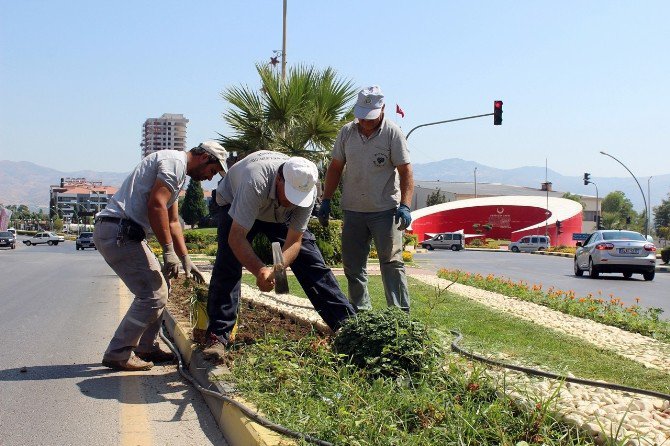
left=395, top=204, right=412, bottom=231
left=318, top=199, right=331, bottom=227
left=181, top=254, right=205, bottom=284
left=162, top=243, right=180, bottom=279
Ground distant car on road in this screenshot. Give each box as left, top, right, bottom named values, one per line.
left=23, top=232, right=65, bottom=246
left=76, top=232, right=96, bottom=250
left=0, top=231, right=16, bottom=249
left=509, top=235, right=550, bottom=253
left=574, top=230, right=656, bottom=281
left=421, top=232, right=464, bottom=251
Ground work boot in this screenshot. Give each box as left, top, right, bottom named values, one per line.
left=202, top=333, right=227, bottom=361
left=102, top=353, right=153, bottom=371
left=135, top=347, right=175, bottom=363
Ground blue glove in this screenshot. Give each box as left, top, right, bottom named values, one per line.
left=318, top=199, right=331, bottom=227
left=395, top=204, right=412, bottom=231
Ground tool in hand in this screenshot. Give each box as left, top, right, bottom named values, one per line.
left=271, top=242, right=289, bottom=294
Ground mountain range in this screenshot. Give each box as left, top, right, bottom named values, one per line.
left=1, top=159, right=668, bottom=212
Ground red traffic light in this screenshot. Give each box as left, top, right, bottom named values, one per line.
left=493, top=100, right=503, bottom=125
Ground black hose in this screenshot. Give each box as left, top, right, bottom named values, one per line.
left=159, top=327, right=335, bottom=446
left=450, top=330, right=670, bottom=401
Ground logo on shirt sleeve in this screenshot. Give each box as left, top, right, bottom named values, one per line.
left=373, top=152, right=388, bottom=168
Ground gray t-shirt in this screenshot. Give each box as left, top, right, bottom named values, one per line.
left=332, top=118, right=411, bottom=212
left=99, top=150, right=187, bottom=231
left=216, top=150, right=315, bottom=232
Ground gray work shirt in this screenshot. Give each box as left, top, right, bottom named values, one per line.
left=98, top=150, right=187, bottom=231
left=216, top=150, right=314, bottom=232
left=332, top=118, right=411, bottom=212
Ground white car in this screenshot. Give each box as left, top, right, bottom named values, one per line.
left=509, top=235, right=550, bottom=253
left=574, top=230, right=656, bottom=281
left=23, top=232, right=65, bottom=246
left=421, top=232, right=465, bottom=251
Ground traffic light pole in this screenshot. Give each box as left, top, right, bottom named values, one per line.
left=587, top=181, right=600, bottom=229
left=405, top=113, right=493, bottom=140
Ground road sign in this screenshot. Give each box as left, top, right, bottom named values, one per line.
left=572, top=233, right=590, bottom=241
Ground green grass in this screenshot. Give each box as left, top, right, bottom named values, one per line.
left=242, top=274, right=670, bottom=394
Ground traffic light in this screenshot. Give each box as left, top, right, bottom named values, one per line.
left=556, top=220, right=562, bottom=234
left=583, top=172, right=591, bottom=185
left=493, top=100, right=503, bottom=125
left=596, top=215, right=602, bottom=230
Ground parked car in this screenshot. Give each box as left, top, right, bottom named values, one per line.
left=76, top=232, right=96, bottom=250
left=23, top=232, right=65, bottom=246
left=0, top=231, right=16, bottom=249
left=509, top=235, right=550, bottom=253
left=573, top=230, right=656, bottom=281
left=421, top=232, right=464, bottom=251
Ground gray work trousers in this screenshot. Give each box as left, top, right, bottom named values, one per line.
left=342, top=209, right=410, bottom=311
left=94, top=220, right=168, bottom=361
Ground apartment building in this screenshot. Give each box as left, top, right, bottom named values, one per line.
left=140, top=113, right=189, bottom=158
left=49, top=178, right=117, bottom=219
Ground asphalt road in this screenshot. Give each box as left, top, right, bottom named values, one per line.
left=0, top=237, right=226, bottom=445
left=413, top=249, right=670, bottom=319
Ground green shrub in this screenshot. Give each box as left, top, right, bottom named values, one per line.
left=252, top=233, right=272, bottom=265
left=662, top=247, right=670, bottom=264
left=333, top=308, right=439, bottom=378
left=185, top=242, right=198, bottom=251
left=467, top=238, right=483, bottom=247
left=403, top=233, right=418, bottom=248
left=308, top=218, right=342, bottom=265
left=184, top=228, right=217, bottom=247
left=204, top=243, right=218, bottom=257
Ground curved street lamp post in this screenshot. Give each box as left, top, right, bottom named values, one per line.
left=599, top=151, right=648, bottom=237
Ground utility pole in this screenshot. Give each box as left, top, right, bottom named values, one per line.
left=281, top=0, right=287, bottom=83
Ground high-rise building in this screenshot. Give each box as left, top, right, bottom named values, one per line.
left=140, top=113, right=189, bottom=158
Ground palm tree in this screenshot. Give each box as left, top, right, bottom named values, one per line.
left=219, top=63, right=357, bottom=165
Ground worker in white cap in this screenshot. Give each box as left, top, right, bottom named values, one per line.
left=203, top=150, right=356, bottom=360
left=319, top=85, right=414, bottom=312
left=95, top=141, right=228, bottom=371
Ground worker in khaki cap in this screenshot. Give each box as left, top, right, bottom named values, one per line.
left=203, top=150, right=356, bottom=360
left=319, top=85, right=414, bottom=312
left=95, top=141, right=228, bottom=371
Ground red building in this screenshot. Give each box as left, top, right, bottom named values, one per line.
left=410, top=196, right=583, bottom=246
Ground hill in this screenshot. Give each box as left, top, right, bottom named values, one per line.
left=1, top=159, right=667, bottom=212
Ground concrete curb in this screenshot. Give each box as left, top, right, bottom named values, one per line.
left=529, top=251, right=573, bottom=258
left=163, top=310, right=293, bottom=446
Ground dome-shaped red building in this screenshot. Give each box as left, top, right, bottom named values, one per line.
left=409, top=196, right=583, bottom=246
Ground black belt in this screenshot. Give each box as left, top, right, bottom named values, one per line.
left=96, top=216, right=122, bottom=224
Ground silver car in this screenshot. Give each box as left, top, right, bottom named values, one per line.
left=421, top=232, right=464, bottom=251
left=574, top=230, right=656, bottom=281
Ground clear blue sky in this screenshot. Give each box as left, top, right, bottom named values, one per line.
left=1, top=1, right=668, bottom=178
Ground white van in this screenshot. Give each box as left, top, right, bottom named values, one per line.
left=7, top=228, right=16, bottom=236
left=421, top=232, right=465, bottom=251
left=509, top=235, right=550, bottom=252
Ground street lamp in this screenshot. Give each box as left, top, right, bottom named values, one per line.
left=599, top=150, right=648, bottom=237
left=648, top=176, right=653, bottom=236
left=474, top=167, right=478, bottom=198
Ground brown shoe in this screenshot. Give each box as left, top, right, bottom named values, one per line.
left=102, top=354, right=153, bottom=371
left=135, top=348, right=175, bottom=363
left=202, top=333, right=227, bottom=361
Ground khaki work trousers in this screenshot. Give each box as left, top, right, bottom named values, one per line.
left=94, top=220, right=168, bottom=361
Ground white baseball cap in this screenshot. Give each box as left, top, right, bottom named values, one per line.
left=196, top=140, right=229, bottom=175
left=283, top=157, right=318, bottom=207
left=353, top=85, right=385, bottom=120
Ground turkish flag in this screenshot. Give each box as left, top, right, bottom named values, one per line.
left=396, top=104, right=405, bottom=118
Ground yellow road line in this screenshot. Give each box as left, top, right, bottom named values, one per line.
left=118, top=282, right=153, bottom=446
